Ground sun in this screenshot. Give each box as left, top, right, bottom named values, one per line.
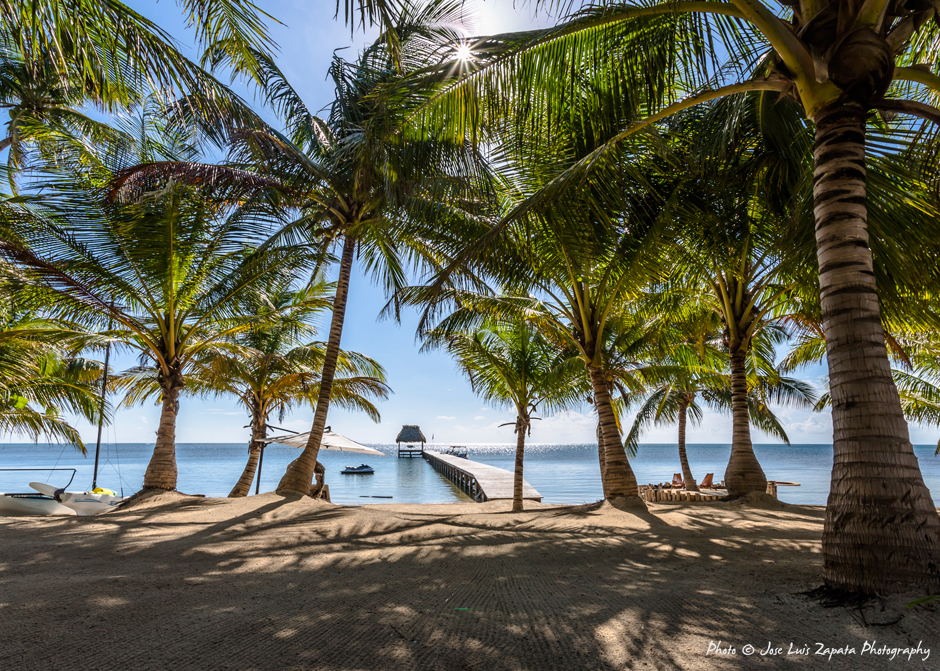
left=454, top=44, right=473, bottom=61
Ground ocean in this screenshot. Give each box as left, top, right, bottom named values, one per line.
left=2, top=442, right=939, bottom=506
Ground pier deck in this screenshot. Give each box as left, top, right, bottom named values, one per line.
left=423, top=451, right=542, bottom=502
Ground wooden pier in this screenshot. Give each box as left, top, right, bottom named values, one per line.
left=423, top=451, right=542, bottom=503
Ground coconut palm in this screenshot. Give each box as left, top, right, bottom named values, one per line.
left=0, top=328, right=102, bottom=448
left=415, top=0, right=940, bottom=592
left=405, top=68, right=680, bottom=504
left=425, top=315, right=583, bottom=511
left=625, top=336, right=728, bottom=492
left=175, top=286, right=390, bottom=497
left=663, top=179, right=815, bottom=495
left=2, top=0, right=408, bottom=94
left=410, top=226, right=661, bottom=505
left=626, top=333, right=817, bottom=491
left=0, top=281, right=103, bottom=447
left=1, top=191, right=310, bottom=491
left=0, top=0, right=286, bottom=164
left=114, top=0, right=489, bottom=497
left=1, top=0, right=276, bottom=95
left=0, top=107, right=312, bottom=492
left=0, top=46, right=134, bottom=181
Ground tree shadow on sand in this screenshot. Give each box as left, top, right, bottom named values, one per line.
left=1, top=499, right=936, bottom=670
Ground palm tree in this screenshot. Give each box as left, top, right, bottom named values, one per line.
left=1, top=0, right=277, bottom=109
left=175, top=286, right=390, bottom=497
left=416, top=0, right=940, bottom=592
left=0, top=46, right=133, bottom=180
left=0, top=0, right=288, bottom=173
left=114, top=1, right=488, bottom=497
left=410, top=240, right=659, bottom=505
left=404, top=70, right=677, bottom=504
left=626, top=334, right=817, bottom=491
left=0, top=307, right=102, bottom=448
left=0, top=107, right=312, bottom=492
left=426, top=315, right=583, bottom=511
left=662, top=178, right=816, bottom=495
left=2, top=0, right=411, bottom=97
left=625, top=336, right=727, bottom=492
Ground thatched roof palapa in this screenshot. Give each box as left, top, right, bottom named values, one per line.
left=396, top=425, right=426, bottom=444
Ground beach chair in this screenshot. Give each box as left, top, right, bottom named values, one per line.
left=700, top=473, right=715, bottom=489
left=671, top=473, right=683, bottom=489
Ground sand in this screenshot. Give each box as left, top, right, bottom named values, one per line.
left=1, top=493, right=937, bottom=670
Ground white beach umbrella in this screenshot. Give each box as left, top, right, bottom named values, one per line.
left=265, top=429, right=385, bottom=456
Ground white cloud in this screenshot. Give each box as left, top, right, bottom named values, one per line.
left=788, top=413, right=833, bottom=436
left=474, top=416, right=485, bottom=421
left=437, top=415, right=456, bottom=420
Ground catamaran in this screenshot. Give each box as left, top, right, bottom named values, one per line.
left=0, top=333, right=127, bottom=516
left=0, top=469, right=126, bottom=516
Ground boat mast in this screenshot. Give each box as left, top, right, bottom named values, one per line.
left=91, top=329, right=112, bottom=490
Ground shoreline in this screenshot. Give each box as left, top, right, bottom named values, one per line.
left=5, top=443, right=940, bottom=507
left=2, top=493, right=937, bottom=669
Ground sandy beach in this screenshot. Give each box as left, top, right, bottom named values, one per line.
left=1, top=494, right=937, bottom=670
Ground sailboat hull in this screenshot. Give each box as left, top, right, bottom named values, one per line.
left=0, top=494, right=77, bottom=516
left=28, top=482, right=126, bottom=516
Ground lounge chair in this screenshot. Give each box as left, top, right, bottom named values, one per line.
left=700, top=473, right=715, bottom=489
left=671, top=473, right=683, bottom=489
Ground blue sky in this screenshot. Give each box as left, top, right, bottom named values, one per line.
left=8, top=1, right=939, bottom=448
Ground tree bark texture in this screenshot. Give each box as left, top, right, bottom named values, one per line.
left=596, top=421, right=609, bottom=498
left=229, top=408, right=266, bottom=498
left=677, top=396, right=698, bottom=492
left=277, top=235, right=356, bottom=496
left=724, top=346, right=767, bottom=496
left=142, top=382, right=181, bottom=490
left=589, top=366, right=641, bottom=501
left=512, top=416, right=527, bottom=512
left=813, top=106, right=940, bottom=593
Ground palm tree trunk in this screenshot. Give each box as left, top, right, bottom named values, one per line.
left=596, top=421, right=609, bottom=498
left=724, top=345, right=767, bottom=496
left=0, top=136, right=11, bottom=152
left=277, top=234, right=356, bottom=496
left=229, top=408, right=266, bottom=498
left=677, top=396, right=698, bottom=492
left=512, top=416, right=527, bottom=512
left=813, top=105, right=940, bottom=593
left=588, top=366, right=641, bottom=502
left=142, top=382, right=181, bottom=490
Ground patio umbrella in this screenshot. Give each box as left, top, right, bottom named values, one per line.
left=251, top=429, right=384, bottom=495
left=264, top=430, right=385, bottom=455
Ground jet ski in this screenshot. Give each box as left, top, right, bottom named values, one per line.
left=341, top=464, right=374, bottom=474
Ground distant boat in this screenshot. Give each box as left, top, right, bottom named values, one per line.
left=341, top=464, right=375, bottom=474
left=443, top=445, right=468, bottom=459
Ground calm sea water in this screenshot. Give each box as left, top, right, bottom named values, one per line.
left=2, top=442, right=939, bottom=506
